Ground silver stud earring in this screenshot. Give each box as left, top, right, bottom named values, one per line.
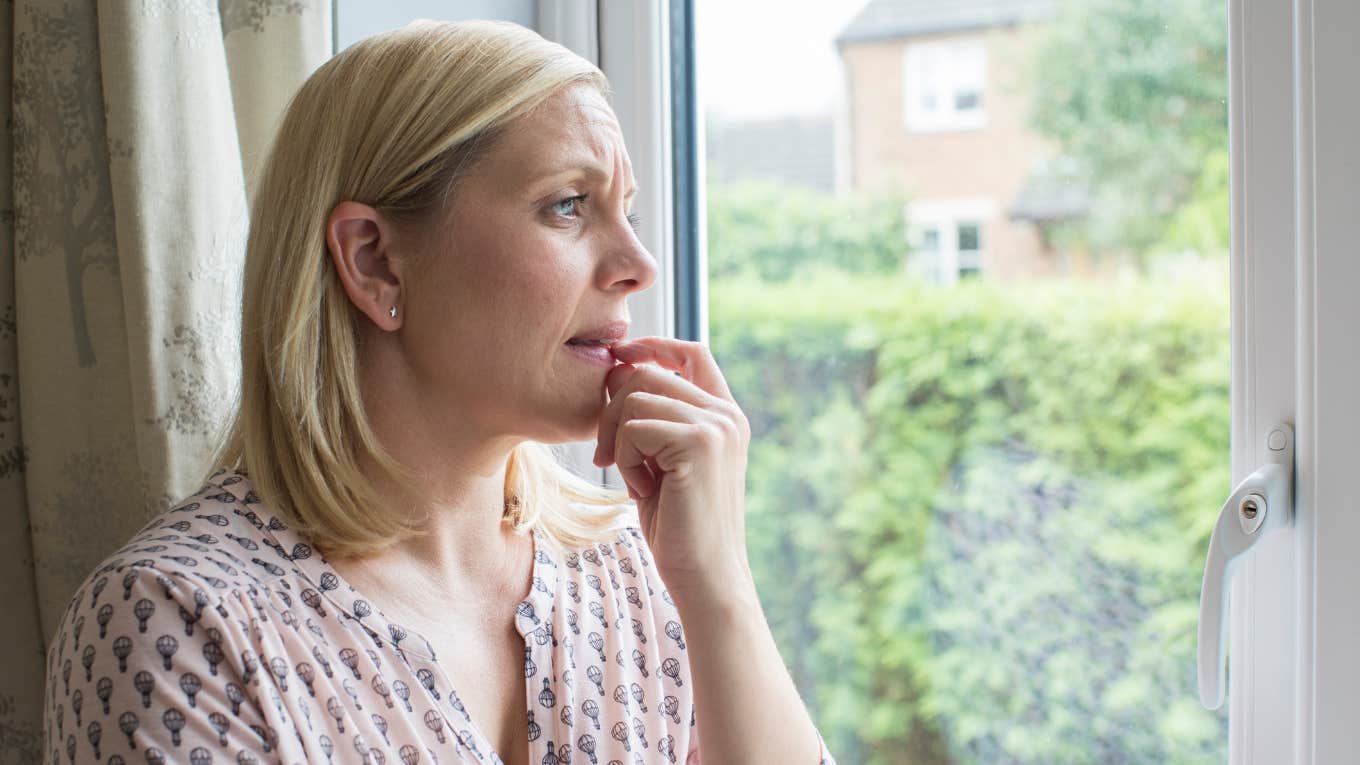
left=388, top=306, right=397, bottom=318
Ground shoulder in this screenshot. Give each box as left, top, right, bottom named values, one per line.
left=46, top=468, right=303, bottom=659
left=96, top=468, right=300, bottom=594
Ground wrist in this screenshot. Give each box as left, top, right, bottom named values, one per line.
left=666, top=559, right=760, bottom=616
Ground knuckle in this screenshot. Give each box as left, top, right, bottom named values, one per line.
left=736, top=413, right=752, bottom=440
left=713, top=396, right=739, bottom=417
left=709, top=396, right=744, bottom=425
left=620, top=390, right=654, bottom=417
left=712, top=413, right=739, bottom=438
left=694, top=422, right=722, bottom=446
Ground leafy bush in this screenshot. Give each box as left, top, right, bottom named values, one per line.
left=711, top=266, right=1230, bottom=765
left=705, top=177, right=911, bottom=281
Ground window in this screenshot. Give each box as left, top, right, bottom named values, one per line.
left=920, top=227, right=940, bottom=252
left=906, top=199, right=994, bottom=285
left=914, top=225, right=942, bottom=281
left=694, top=0, right=1252, bottom=761
left=956, top=221, right=982, bottom=277
left=903, top=39, right=988, bottom=132
left=333, top=0, right=536, bottom=50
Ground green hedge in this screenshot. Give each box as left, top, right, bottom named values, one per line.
left=710, top=264, right=1230, bottom=765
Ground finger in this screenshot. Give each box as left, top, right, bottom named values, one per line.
left=595, top=364, right=639, bottom=467
left=605, top=362, right=637, bottom=401
left=610, top=337, right=735, bottom=403
left=615, top=418, right=700, bottom=497
left=614, top=411, right=655, bottom=498
left=602, top=390, right=707, bottom=481
left=594, top=365, right=726, bottom=467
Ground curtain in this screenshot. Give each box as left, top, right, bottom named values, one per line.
left=0, top=1, right=331, bottom=759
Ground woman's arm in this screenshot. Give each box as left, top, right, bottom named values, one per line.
left=44, top=568, right=274, bottom=763
left=676, top=575, right=838, bottom=765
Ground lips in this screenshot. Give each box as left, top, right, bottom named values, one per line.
left=564, top=340, right=616, bottom=367
left=567, top=319, right=630, bottom=346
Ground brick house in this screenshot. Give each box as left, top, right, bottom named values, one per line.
left=834, top=0, right=1101, bottom=284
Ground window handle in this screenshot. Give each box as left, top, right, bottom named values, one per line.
left=1197, top=423, right=1295, bottom=710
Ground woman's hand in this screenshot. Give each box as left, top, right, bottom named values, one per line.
left=592, top=336, right=753, bottom=602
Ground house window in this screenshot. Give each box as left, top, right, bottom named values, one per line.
left=906, top=199, right=994, bottom=284
left=903, top=39, right=988, bottom=132
left=920, top=226, right=941, bottom=255
left=917, top=225, right=942, bottom=281
left=957, top=221, right=982, bottom=278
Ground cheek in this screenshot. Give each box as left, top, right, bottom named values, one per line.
left=401, top=219, right=584, bottom=401
left=422, top=228, right=585, bottom=352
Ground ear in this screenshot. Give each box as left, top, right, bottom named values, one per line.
left=326, top=200, right=404, bottom=330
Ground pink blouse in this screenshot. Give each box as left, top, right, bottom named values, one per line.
left=43, top=466, right=837, bottom=764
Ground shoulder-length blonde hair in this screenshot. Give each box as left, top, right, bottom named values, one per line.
left=201, top=19, right=634, bottom=560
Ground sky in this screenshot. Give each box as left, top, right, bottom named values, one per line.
left=695, top=0, right=872, bottom=122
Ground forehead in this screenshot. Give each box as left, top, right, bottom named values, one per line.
left=480, top=86, right=634, bottom=191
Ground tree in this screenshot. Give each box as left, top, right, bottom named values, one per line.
left=1026, top=0, right=1228, bottom=261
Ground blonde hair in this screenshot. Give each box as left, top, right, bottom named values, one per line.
left=201, top=19, right=634, bottom=560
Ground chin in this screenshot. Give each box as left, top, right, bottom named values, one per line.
left=534, top=401, right=606, bottom=445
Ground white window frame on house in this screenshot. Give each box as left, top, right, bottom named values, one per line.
left=955, top=220, right=983, bottom=277
left=902, top=38, right=988, bottom=133
left=336, top=1, right=1360, bottom=760
left=905, top=197, right=996, bottom=285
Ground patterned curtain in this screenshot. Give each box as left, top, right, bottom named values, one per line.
left=0, top=1, right=331, bottom=759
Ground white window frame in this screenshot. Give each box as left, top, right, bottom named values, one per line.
left=902, top=38, right=988, bottom=133
left=905, top=197, right=996, bottom=285
left=955, top=220, right=983, bottom=276
left=1300, top=0, right=1360, bottom=760
left=1233, top=0, right=1360, bottom=761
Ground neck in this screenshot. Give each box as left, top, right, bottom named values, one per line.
left=334, top=379, right=535, bottom=606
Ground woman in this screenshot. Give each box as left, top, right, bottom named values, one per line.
left=43, top=19, right=836, bottom=765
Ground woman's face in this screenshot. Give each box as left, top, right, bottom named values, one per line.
left=391, top=84, right=657, bottom=444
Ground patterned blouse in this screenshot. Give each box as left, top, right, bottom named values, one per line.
left=43, top=467, right=837, bottom=764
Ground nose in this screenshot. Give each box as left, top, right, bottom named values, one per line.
left=602, top=215, right=659, bottom=294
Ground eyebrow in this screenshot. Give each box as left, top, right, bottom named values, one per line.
left=537, top=163, right=637, bottom=200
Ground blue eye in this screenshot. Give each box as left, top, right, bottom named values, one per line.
left=546, top=190, right=636, bottom=232
left=549, top=193, right=582, bottom=217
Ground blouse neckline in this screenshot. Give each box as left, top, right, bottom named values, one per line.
left=214, top=467, right=562, bottom=664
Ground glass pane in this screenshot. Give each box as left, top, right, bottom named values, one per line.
left=333, top=0, right=536, bottom=51
left=957, top=222, right=981, bottom=251
left=697, top=1, right=1230, bottom=763
left=921, top=227, right=940, bottom=251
